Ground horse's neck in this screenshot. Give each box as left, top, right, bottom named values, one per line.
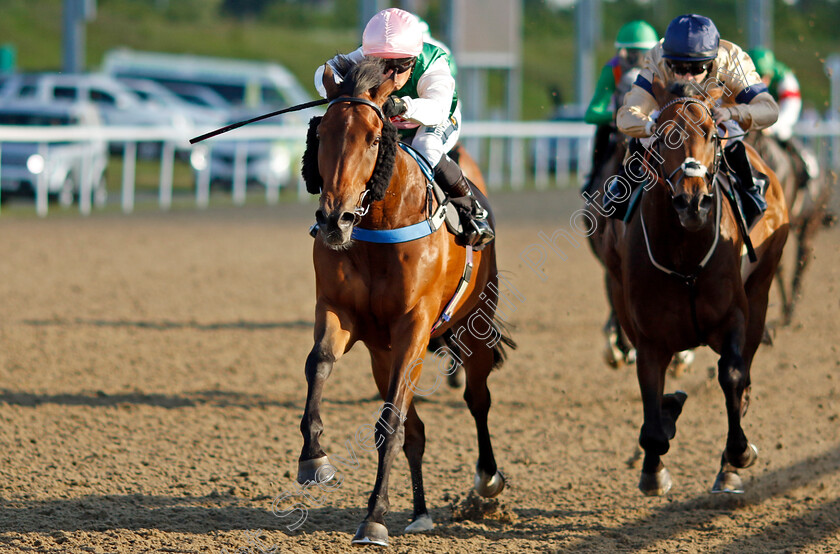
left=363, top=151, right=427, bottom=228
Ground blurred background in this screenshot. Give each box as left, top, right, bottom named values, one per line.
left=0, top=0, right=837, bottom=215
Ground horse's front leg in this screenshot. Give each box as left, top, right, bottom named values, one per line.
left=713, top=319, right=759, bottom=493
left=352, top=311, right=432, bottom=547
left=636, top=342, right=688, bottom=496
left=298, top=307, right=353, bottom=483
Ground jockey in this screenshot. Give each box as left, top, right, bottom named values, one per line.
left=612, top=14, right=780, bottom=225
left=313, top=8, right=494, bottom=248
left=748, top=48, right=819, bottom=182
left=583, top=20, right=659, bottom=193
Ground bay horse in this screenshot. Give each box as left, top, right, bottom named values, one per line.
left=584, top=128, right=695, bottom=376
left=600, top=79, right=788, bottom=495
left=746, top=130, right=830, bottom=324
left=297, top=56, right=514, bottom=546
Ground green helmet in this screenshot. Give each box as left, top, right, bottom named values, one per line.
left=748, top=48, right=775, bottom=77
left=615, top=21, right=659, bottom=50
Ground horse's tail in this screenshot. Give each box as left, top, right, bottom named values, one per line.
left=490, top=314, right=517, bottom=370
left=427, top=314, right=516, bottom=372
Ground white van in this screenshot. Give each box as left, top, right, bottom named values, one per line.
left=101, top=49, right=313, bottom=112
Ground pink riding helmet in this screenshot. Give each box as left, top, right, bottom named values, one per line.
left=362, top=8, right=423, bottom=59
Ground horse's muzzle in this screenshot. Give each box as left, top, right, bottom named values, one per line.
left=315, top=208, right=356, bottom=248
left=672, top=192, right=714, bottom=231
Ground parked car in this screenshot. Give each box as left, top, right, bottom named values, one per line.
left=0, top=72, right=188, bottom=156
left=102, top=48, right=312, bottom=111
left=116, top=77, right=229, bottom=132
left=188, top=110, right=301, bottom=191
left=0, top=101, right=108, bottom=204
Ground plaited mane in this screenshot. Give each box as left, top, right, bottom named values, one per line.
left=300, top=55, right=398, bottom=200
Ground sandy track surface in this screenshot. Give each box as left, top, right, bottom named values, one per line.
left=0, top=189, right=838, bottom=553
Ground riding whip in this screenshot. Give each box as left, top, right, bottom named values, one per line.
left=189, top=98, right=329, bottom=144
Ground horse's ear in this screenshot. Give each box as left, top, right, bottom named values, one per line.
left=322, top=64, right=340, bottom=100
left=651, top=77, right=669, bottom=107
left=704, top=83, right=724, bottom=103
left=371, top=76, right=397, bottom=106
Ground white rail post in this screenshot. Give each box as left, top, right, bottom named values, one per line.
left=159, top=141, right=175, bottom=210
left=232, top=141, right=247, bottom=206
left=195, top=146, right=211, bottom=209
left=35, top=142, right=49, bottom=217
left=534, top=137, right=550, bottom=190
left=121, top=141, right=136, bottom=214
left=79, top=141, right=92, bottom=216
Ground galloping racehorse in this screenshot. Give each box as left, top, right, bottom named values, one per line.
left=601, top=79, right=788, bottom=495
left=298, top=57, right=514, bottom=546
left=746, top=131, right=830, bottom=324
left=585, top=131, right=695, bottom=376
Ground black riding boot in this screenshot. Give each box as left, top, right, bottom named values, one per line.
left=603, top=137, right=645, bottom=221
left=434, top=155, right=495, bottom=248
left=724, top=140, right=768, bottom=229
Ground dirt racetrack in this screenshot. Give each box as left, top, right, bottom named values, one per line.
left=0, top=188, right=838, bottom=553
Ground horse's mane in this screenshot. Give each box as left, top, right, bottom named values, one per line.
left=335, top=55, right=388, bottom=98
left=667, top=80, right=707, bottom=99
left=301, top=55, right=398, bottom=200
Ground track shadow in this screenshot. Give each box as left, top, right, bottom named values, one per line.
left=22, top=318, right=313, bottom=331
left=559, top=443, right=840, bottom=552
left=0, top=494, right=281, bottom=535
left=0, top=389, right=302, bottom=410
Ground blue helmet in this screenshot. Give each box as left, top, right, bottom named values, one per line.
left=662, top=14, right=719, bottom=61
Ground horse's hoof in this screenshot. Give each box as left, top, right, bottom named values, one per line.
left=297, top=455, right=332, bottom=484
left=639, top=467, right=672, bottom=496
left=351, top=521, right=389, bottom=546
left=404, top=513, right=434, bottom=533
left=604, top=352, right=621, bottom=369
left=728, top=443, right=759, bottom=469
left=669, top=350, right=694, bottom=377
left=474, top=468, right=506, bottom=498
left=711, top=470, right=745, bottom=494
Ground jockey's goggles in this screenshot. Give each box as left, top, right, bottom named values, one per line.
left=384, top=57, right=416, bottom=75
left=666, top=59, right=713, bottom=76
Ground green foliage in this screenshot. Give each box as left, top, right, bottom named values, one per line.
left=0, top=0, right=835, bottom=119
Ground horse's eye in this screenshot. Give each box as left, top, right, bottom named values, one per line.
left=372, top=135, right=381, bottom=147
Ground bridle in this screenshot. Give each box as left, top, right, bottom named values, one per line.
left=325, top=96, right=387, bottom=221
left=640, top=96, right=726, bottom=344
left=654, top=97, right=723, bottom=198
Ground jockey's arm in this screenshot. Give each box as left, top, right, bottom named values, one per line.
left=718, top=44, right=779, bottom=132
left=314, top=48, right=365, bottom=99
left=585, top=64, right=618, bottom=126
left=399, top=57, right=456, bottom=126
left=616, top=78, right=660, bottom=138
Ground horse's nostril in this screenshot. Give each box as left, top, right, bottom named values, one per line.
left=315, top=209, right=327, bottom=225
left=672, top=195, right=690, bottom=211
left=339, top=212, right=356, bottom=226
left=699, top=194, right=713, bottom=211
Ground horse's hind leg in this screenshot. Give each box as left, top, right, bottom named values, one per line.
left=788, top=210, right=821, bottom=322
left=712, top=320, right=758, bottom=494
left=460, top=320, right=505, bottom=498
left=353, top=311, right=434, bottom=546
left=636, top=343, right=687, bottom=496
left=298, top=309, right=352, bottom=483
